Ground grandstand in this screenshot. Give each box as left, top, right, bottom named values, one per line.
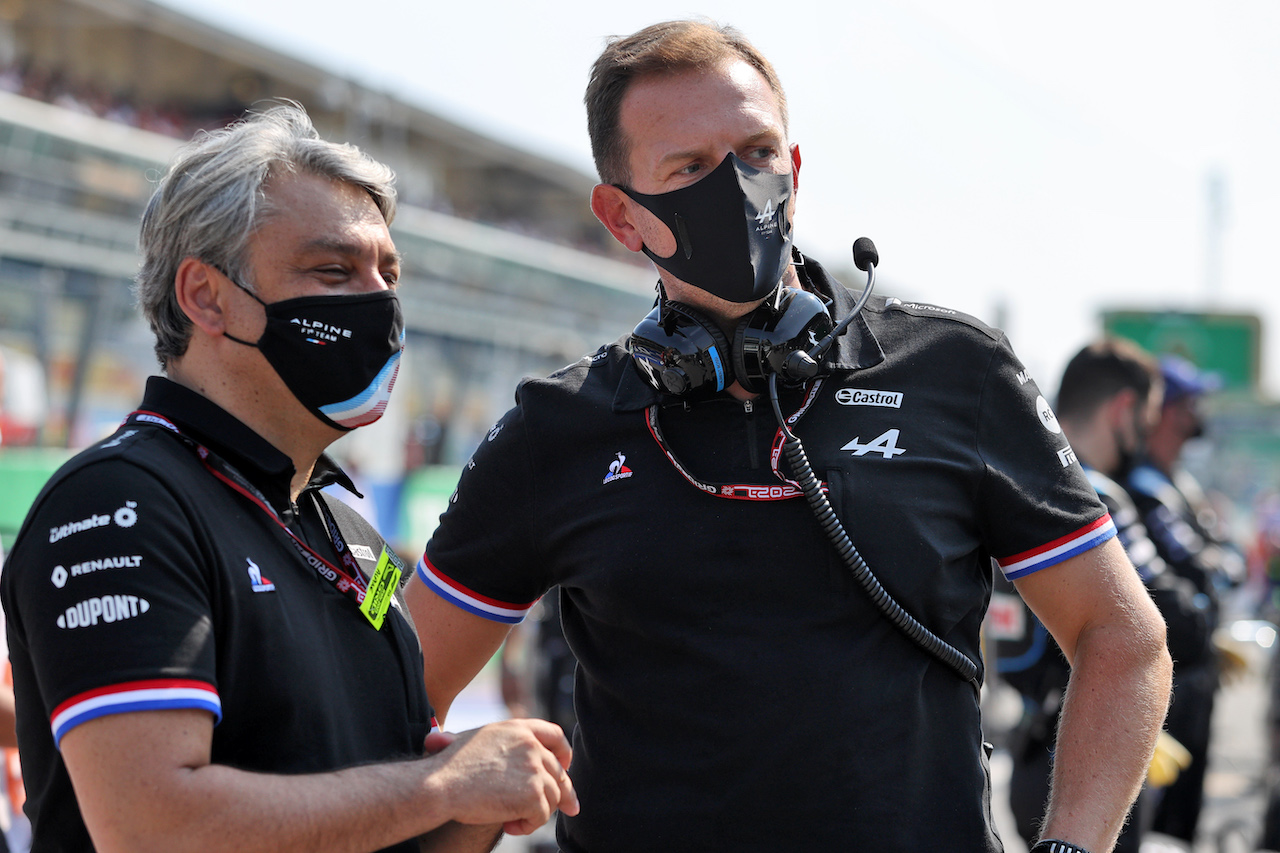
left=0, top=0, right=654, bottom=468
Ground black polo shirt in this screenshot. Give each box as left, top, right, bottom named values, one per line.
left=420, top=253, right=1112, bottom=851
left=2, top=377, right=430, bottom=852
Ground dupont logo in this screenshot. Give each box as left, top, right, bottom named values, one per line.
left=57, top=594, right=150, bottom=629
left=835, top=389, right=903, bottom=408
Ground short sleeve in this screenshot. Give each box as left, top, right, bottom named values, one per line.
left=3, top=461, right=221, bottom=747
left=416, top=403, right=548, bottom=623
left=974, top=335, right=1114, bottom=580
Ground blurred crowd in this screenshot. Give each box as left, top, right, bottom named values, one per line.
left=0, top=59, right=233, bottom=140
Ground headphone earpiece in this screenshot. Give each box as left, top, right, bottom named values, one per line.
left=628, top=287, right=833, bottom=399
left=732, top=287, right=833, bottom=394
left=629, top=300, right=734, bottom=400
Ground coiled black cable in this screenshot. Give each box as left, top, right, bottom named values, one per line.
left=768, top=372, right=982, bottom=694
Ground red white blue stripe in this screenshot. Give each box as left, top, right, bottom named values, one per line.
left=51, top=679, right=222, bottom=747
left=996, top=514, right=1117, bottom=580
left=320, top=347, right=402, bottom=429
left=415, top=557, right=533, bottom=624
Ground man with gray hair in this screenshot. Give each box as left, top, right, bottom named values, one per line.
left=1, top=103, right=576, bottom=852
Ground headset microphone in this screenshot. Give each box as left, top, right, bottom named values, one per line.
left=781, top=237, right=879, bottom=381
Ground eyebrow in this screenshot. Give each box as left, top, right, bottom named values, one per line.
left=655, top=130, right=783, bottom=169
left=300, top=237, right=403, bottom=267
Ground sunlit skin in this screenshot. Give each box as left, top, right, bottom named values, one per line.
left=591, top=59, right=802, bottom=331
left=169, top=171, right=401, bottom=497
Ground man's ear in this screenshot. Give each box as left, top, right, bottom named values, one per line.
left=173, top=258, right=229, bottom=335
left=790, top=143, right=801, bottom=192
left=1106, top=387, right=1138, bottom=428
left=590, top=184, right=646, bottom=253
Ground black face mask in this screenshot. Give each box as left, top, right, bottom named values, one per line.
left=618, top=153, right=794, bottom=304
left=223, top=277, right=404, bottom=431
left=1114, top=403, right=1149, bottom=479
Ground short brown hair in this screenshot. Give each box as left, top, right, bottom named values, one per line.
left=585, top=20, right=789, bottom=186
left=1056, top=337, right=1162, bottom=421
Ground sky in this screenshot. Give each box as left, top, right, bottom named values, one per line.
left=154, top=0, right=1280, bottom=395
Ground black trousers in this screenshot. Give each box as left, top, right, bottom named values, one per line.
left=1151, top=662, right=1217, bottom=842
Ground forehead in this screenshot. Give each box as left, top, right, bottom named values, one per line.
left=619, top=60, right=785, bottom=164
left=253, top=171, right=392, bottom=256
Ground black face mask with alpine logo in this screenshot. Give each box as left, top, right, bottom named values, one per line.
left=618, top=152, right=795, bottom=304
left=222, top=276, right=404, bottom=431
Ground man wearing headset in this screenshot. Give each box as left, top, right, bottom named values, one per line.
left=406, top=21, right=1172, bottom=853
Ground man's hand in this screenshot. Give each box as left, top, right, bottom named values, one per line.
left=425, top=719, right=578, bottom=836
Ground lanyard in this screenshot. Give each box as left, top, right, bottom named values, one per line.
left=125, top=410, right=375, bottom=611
left=644, top=378, right=828, bottom=501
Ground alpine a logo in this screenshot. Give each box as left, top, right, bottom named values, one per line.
left=754, top=199, right=780, bottom=235
left=57, top=594, right=150, bottom=629
left=835, top=389, right=903, bottom=408
left=603, top=452, right=633, bottom=484
left=841, top=428, right=906, bottom=459
left=49, top=501, right=138, bottom=543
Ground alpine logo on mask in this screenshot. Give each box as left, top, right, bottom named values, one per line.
left=291, top=317, right=353, bottom=344
left=619, top=153, right=794, bottom=304
left=754, top=199, right=779, bottom=234
left=222, top=275, right=405, bottom=431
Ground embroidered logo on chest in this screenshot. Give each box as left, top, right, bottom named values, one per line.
left=840, top=428, right=907, bottom=459
left=603, top=452, right=634, bottom=484
left=246, top=557, right=276, bottom=593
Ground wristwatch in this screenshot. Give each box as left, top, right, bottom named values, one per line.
left=1031, top=841, right=1091, bottom=853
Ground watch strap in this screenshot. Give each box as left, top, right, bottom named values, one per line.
left=1031, top=841, right=1092, bottom=853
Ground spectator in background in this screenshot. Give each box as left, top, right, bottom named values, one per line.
left=1128, top=354, right=1243, bottom=844
left=997, top=338, right=1207, bottom=852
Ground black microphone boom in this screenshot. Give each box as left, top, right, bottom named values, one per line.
left=802, top=237, right=878, bottom=362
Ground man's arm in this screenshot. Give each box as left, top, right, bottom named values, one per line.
left=61, top=708, right=577, bottom=853
left=1013, top=535, right=1172, bottom=852
left=404, top=579, right=514, bottom=726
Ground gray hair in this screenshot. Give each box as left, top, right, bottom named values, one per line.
left=136, top=101, right=397, bottom=368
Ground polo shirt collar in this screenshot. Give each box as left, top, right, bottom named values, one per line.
left=611, top=249, right=885, bottom=414
left=138, top=376, right=360, bottom=512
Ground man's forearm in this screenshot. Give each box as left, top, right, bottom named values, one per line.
left=63, top=712, right=575, bottom=853
left=418, top=822, right=503, bottom=853
left=1040, top=618, right=1173, bottom=852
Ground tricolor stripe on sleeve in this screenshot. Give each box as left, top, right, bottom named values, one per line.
left=51, top=679, right=222, bottom=748
left=996, top=514, right=1117, bottom=580
left=415, top=557, right=533, bottom=624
